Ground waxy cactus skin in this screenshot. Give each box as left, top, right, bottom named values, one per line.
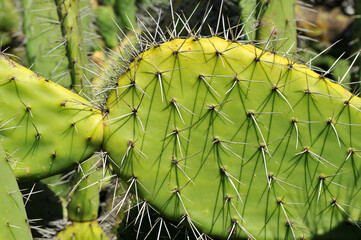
left=0, top=0, right=360, bottom=239
left=104, top=37, right=361, bottom=239
left=0, top=54, right=103, bottom=180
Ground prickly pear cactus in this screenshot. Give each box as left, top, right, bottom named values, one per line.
left=0, top=54, right=103, bottom=180
left=0, top=0, right=19, bottom=46
left=54, top=0, right=89, bottom=92
left=0, top=143, right=32, bottom=240
left=103, top=37, right=361, bottom=239
left=56, top=221, right=109, bottom=240
left=22, top=0, right=72, bottom=88
left=67, top=155, right=103, bottom=222
left=257, top=0, right=297, bottom=51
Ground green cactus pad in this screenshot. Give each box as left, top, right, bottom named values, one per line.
left=104, top=37, right=361, bottom=239
left=239, top=0, right=257, bottom=40
left=67, top=155, right=103, bottom=222
left=257, top=0, right=297, bottom=52
left=114, top=0, right=136, bottom=32
left=0, top=54, right=103, bottom=180
left=0, top=0, right=19, bottom=46
left=0, top=143, right=32, bottom=240
left=22, top=0, right=72, bottom=88
left=94, top=6, right=121, bottom=49
left=56, top=221, right=109, bottom=240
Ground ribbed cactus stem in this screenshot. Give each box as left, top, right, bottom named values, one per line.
left=54, top=0, right=88, bottom=93
left=104, top=36, right=361, bottom=239
left=22, top=0, right=72, bottom=88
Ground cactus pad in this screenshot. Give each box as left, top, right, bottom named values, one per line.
left=56, top=221, right=109, bottom=240
left=67, top=155, right=103, bottom=222
left=0, top=143, right=32, bottom=240
left=0, top=54, right=103, bottom=180
left=104, top=37, right=361, bottom=239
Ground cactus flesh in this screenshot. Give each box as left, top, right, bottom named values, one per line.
left=103, top=36, right=361, bottom=239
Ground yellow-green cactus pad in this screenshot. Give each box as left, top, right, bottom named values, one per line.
left=56, top=221, right=109, bottom=240
left=104, top=37, right=361, bottom=239
left=0, top=54, right=103, bottom=180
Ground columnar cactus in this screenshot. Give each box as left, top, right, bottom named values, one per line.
left=54, top=0, right=89, bottom=92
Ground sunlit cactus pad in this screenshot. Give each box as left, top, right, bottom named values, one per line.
left=104, top=37, right=361, bottom=239
left=0, top=54, right=103, bottom=180
left=56, top=221, right=109, bottom=240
